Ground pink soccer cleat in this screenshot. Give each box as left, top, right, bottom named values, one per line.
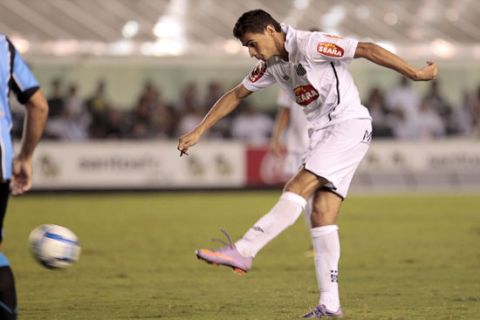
left=195, top=229, right=253, bottom=275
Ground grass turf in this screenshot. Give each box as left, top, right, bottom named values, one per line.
left=3, top=192, right=480, bottom=319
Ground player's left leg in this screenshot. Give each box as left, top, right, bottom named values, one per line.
left=0, top=181, right=16, bottom=320
left=303, top=190, right=343, bottom=318
left=302, top=118, right=372, bottom=317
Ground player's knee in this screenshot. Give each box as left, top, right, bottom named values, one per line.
left=283, top=180, right=304, bottom=196
left=311, top=204, right=328, bottom=224
left=310, top=198, right=340, bottom=227
left=283, top=171, right=323, bottom=198
left=311, top=210, right=335, bottom=227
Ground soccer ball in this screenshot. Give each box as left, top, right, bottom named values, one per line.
left=28, top=224, right=81, bottom=269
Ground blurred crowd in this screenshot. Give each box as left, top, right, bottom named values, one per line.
left=10, top=77, right=480, bottom=143
left=366, top=77, right=479, bottom=140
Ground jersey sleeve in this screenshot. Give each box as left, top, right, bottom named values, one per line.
left=7, top=38, right=39, bottom=104
left=307, top=32, right=358, bottom=63
left=241, top=61, right=276, bottom=92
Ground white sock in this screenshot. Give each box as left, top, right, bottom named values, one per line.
left=235, top=192, right=306, bottom=258
left=311, top=225, right=341, bottom=311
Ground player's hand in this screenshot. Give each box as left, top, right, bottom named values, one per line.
left=11, top=156, right=33, bottom=196
left=178, top=128, right=202, bottom=157
left=414, top=61, right=438, bottom=81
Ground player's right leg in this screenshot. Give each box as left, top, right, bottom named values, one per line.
left=195, top=170, right=325, bottom=274
left=195, top=191, right=308, bottom=274
left=285, top=152, right=315, bottom=256
left=0, top=181, right=16, bottom=320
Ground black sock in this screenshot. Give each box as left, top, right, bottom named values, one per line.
left=0, top=266, right=17, bottom=320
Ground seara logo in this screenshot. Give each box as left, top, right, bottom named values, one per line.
left=294, top=85, right=319, bottom=106
left=317, top=42, right=344, bottom=58
left=249, top=61, right=267, bottom=83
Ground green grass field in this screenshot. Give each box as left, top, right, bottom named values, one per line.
left=3, top=192, right=480, bottom=319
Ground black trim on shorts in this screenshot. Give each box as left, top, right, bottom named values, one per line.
left=328, top=62, right=340, bottom=121
left=319, top=186, right=345, bottom=201
left=303, top=167, right=345, bottom=201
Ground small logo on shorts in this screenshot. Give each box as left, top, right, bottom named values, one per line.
left=362, top=130, right=372, bottom=144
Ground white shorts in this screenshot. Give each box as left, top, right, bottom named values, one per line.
left=283, top=151, right=305, bottom=177
left=304, top=119, right=372, bottom=199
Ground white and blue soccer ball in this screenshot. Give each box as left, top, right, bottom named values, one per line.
left=28, top=224, right=81, bottom=269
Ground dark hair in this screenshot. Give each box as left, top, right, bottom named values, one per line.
left=233, top=9, right=281, bottom=39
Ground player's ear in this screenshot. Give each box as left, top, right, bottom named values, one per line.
left=265, top=24, right=276, bottom=36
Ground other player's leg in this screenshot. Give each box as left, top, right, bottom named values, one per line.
left=0, top=181, right=16, bottom=320
left=0, top=256, right=16, bottom=320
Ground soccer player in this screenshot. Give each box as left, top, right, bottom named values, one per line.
left=0, top=34, right=49, bottom=320
left=178, top=10, right=437, bottom=318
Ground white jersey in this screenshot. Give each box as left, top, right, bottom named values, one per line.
left=277, top=90, right=309, bottom=154
left=242, top=24, right=371, bottom=131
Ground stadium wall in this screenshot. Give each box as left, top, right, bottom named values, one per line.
left=29, top=140, right=480, bottom=193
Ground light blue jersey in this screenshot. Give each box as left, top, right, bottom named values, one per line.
left=0, top=34, right=39, bottom=180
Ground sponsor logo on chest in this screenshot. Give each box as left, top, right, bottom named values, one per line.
left=317, top=42, right=344, bottom=58
left=294, top=84, right=319, bottom=106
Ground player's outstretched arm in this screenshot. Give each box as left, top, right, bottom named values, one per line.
left=177, top=83, right=252, bottom=156
left=354, top=42, right=438, bottom=81
left=12, top=90, right=49, bottom=196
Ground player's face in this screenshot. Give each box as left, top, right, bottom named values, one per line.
left=240, top=29, right=278, bottom=61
